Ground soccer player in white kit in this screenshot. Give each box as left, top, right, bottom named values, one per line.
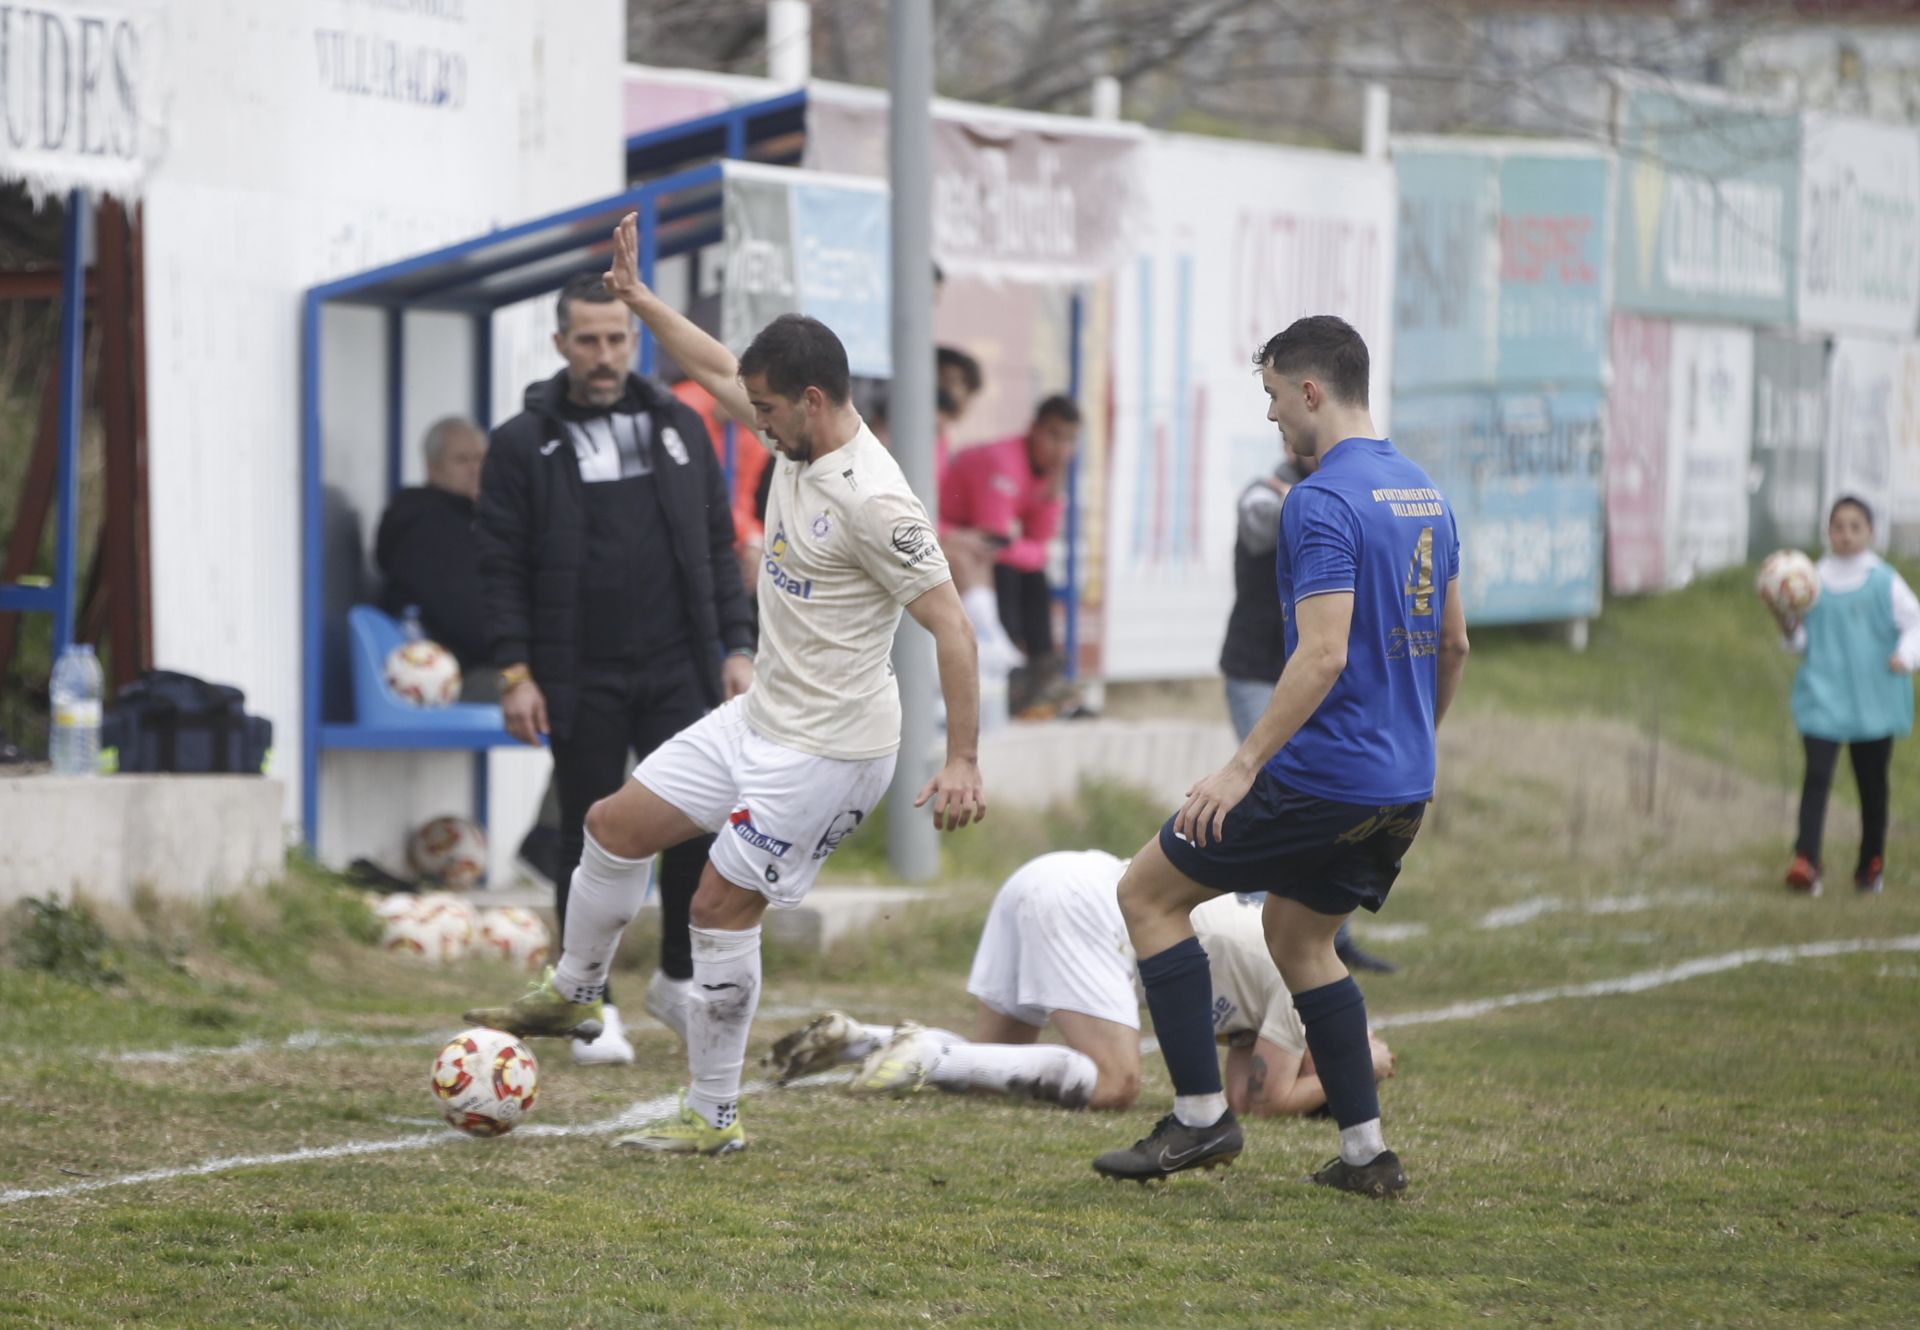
left=466, top=214, right=987, bottom=1155
left=767, top=849, right=1396, bottom=1118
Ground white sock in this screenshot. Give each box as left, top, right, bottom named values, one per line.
left=930, top=1040, right=1099, bottom=1108
left=841, top=1021, right=897, bottom=1064
left=962, top=586, right=1024, bottom=668
left=1173, top=1092, right=1229, bottom=1128
left=685, top=924, right=762, bottom=1129
left=551, top=832, right=652, bottom=1004
left=1340, top=1117, right=1387, bottom=1166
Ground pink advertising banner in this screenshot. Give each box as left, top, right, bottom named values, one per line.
left=1606, top=314, right=1673, bottom=594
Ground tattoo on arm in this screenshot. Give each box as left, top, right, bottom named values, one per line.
left=1247, top=1053, right=1268, bottom=1102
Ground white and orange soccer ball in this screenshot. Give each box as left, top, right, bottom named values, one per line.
left=478, top=906, right=551, bottom=973
left=409, top=816, right=488, bottom=890
left=1757, top=549, right=1820, bottom=615
left=430, top=1027, right=539, bottom=1137
left=381, top=893, right=473, bottom=963
left=383, top=639, right=461, bottom=708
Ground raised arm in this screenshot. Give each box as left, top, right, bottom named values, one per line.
left=604, top=212, right=761, bottom=440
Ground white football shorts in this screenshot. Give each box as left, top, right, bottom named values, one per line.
left=966, top=850, right=1140, bottom=1029
left=634, top=696, right=897, bottom=907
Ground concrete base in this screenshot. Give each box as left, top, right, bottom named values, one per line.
left=0, top=775, right=286, bottom=911
left=976, top=716, right=1234, bottom=811
left=468, top=882, right=934, bottom=954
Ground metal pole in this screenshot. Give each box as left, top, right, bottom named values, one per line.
left=52, top=192, right=86, bottom=653
left=885, top=0, right=939, bottom=883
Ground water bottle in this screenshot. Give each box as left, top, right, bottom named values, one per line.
left=49, top=642, right=103, bottom=776
left=401, top=605, right=425, bottom=643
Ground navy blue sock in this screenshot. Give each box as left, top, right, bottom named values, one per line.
left=1293, top=976, right=1377, bottom=1129
left=1138, top=936, right=1222, bottom=1096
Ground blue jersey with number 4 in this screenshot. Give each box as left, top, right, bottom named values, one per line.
left=1270, top=436, right=1459, bottom=804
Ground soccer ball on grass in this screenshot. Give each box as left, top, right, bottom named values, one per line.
left=431, top=1027, right=539, bottom=1137
left=478, top=906, right=552, bottom=972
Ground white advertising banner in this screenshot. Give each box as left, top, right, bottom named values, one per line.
left=1825, top=336, right=1898, bottom=546
left=1798, top=113, right=1920, bottom=337
left=1665, top=323, right=1755, bottom=587
left=1105, top=132, right=1395, bottom=679
left=0, top=0, right=166, bottom=199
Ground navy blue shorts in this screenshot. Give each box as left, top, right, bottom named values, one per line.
left=1158, top=771, right=1424, bottom=916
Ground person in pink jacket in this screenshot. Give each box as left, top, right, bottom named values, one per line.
left=939, top=396, right=1081, bottom=708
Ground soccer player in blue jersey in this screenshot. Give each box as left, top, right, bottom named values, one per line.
left=1092, top=316, right=1469, bottom=1196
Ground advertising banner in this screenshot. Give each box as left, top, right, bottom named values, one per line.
left=1748, top=333, right=1827, bottom=557
left=1614, top=84, right=1799, bottom=324
left=0, top=0, right=166, bottom=200
left=1496, top=152, right=1612, bottom=385
left=1606, top=313, right=1673, bottom=593
left=1666, top=323, right=1756, bottom=586
left=1827, top=336, right=1899, bottom=545
left=1797, top=113, right=1920, bottom=338
left=1392, top=151, right=1498, bottom=391
left=1105, top=132, right=1395, bottom=679
left=719, top=161, right=891, bottom=377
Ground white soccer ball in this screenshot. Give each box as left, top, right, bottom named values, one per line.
left=1757, top=549, right=1820, bottom=615
left=381, top=894, right=473, bottom=963
left=430, top=1027, right=540, bottom=1137
left=371, top=891, right=422, bottom=924
left=478, top=906, right=552, bottom=973
left=384, top=639, right=461, bottom=708
left=409, top=816, right=488, bottom=890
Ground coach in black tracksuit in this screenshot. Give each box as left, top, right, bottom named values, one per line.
left=1219, top=453, right=1394, bottom=975
left=477, top=276, right=755, bottom=1056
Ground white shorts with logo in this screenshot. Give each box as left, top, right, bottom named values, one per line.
left=634, top=696, right=897, bottom=907
left=966, top=850, right=1140, bottom=1030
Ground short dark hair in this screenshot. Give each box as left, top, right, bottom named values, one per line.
left=937, top=345, right=983, bottom=395
left=556, top=272, right=618, bottom=331
left=1034, top=394, right=1081, bottom=427
left=1252, top=315, right=1370, bottom=408
left=1831, top=494, right=1875, bottom=529
left=738, top=314, right=851, bottom=405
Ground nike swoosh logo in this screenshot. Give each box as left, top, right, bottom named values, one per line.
left=700, top=982, right=740, bottom=992
left=1158, top=1134, right=1229, bottom=1168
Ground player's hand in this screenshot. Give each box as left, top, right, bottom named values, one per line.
left=1370, top=1036, right=1397, bottom=1081
left=502, top=678, right=549, bottom=746
left=603, top=212, right=653, bottom=308
left=915, top=756, right=986, bottom=831
left=1175, top=761, right=1257, bottom=848
left=722, top=653, right=755, bottom=699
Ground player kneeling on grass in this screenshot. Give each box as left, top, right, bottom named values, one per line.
left=765, top=848, right=1395, bottom=1114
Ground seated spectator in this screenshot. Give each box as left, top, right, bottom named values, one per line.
left=939, top=396, right=1081, bottom=708
left=935, top=345, right=982, bottom=477
left=376, top=416, right=492, bottom=700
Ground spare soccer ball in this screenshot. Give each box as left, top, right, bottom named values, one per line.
left=371, top=891, right=421, bottom=924
left=430, top=1027, right=539, bottom=1137
left=384, top=639, right=461, bottom=708
left=1757, top=549, right=1820, bottom=614
left=478, top=906, right=552, bottom=972
left=410, top=815, right=488, bottom=890
left=381, top=892, right=473, bottom=963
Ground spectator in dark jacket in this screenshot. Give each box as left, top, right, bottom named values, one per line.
left=375, top=417, right=492, bottom=696
left=476, top=273, right=755, bottom=1067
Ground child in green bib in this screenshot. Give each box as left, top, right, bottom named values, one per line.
left=1770, top=497, right=1920, bottom=897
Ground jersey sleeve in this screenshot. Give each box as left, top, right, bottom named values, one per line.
left=1445, top=506, right=1462, bottom=583
left=1258, top=990, right=1307, bottom=1056
left=851, top=486, right=953, bottom=606
left=1280, top=484, right=1361, bottom=601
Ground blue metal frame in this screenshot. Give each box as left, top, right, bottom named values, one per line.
left=1061, top=289, right=1084, bottom=681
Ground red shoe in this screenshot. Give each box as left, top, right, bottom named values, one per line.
left=1856, top=857, right=1884, bottom=896
left=1785, top=855, right=1823, bottom=897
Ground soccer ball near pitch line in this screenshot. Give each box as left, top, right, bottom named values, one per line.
left=1757, top=549, right=1820, bottom=615
left=380, top=894, right=473, bottom=963
left=409, top=815, right=488, bottom=890
left=478, top=906, right=551, bottom=973
left=431, top=1027, right=539, bottom=1137
left=383, top=639, right=461, bottom=708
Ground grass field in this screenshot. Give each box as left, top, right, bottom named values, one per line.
left=4, top=574, right=1920, bottom=1328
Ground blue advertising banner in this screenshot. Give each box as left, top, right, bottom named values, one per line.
left=791, top=180, right=891, bottom=378
left=1613, top=84, right=1800, bottom=324
left=1395, top=388, right=1605, bottom=624
left=1392, top=151, right=1498, bottom=392
left=1496, top=154, right=1611, bottom=384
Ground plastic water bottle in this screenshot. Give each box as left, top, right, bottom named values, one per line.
left=401, top=605, right=425, bottom=643
left=49, top=642, right=103, bottom=776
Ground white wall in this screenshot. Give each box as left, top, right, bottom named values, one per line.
left=141, top=0, right=624, bottom=851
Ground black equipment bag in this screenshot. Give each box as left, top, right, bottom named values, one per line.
left=102, top=670, right=272, bottom=774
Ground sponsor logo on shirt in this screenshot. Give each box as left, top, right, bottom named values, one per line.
left=990, top=474, right=1019, bottom=496
left=729, top=807, right=792, bottom=858
left=661, top=426, right=690, bottom=466
left=890, top=520, right=940, bottom=569
left=812, top=809, right=864, bottom=860
left=1211, top=995, right=1235, bottom=1032
left=811, top=511, right=832, bottom=539
left=763, top=522, right=813, bottom=599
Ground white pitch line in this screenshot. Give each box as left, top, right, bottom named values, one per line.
left=1371, top=934, right=1920, bottom=1030
left=107, top=1031, right=450, bottom=1065
left=12, top=937, right=1918, bottom=1206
